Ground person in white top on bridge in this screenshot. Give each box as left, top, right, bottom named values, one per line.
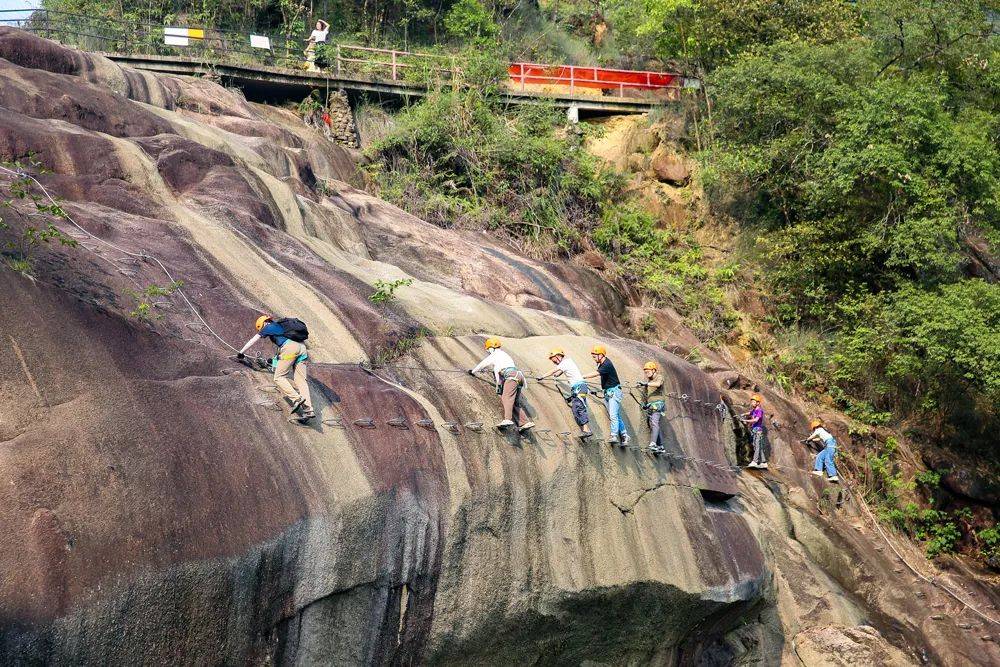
left=469, top=338, right=535, bottom=432
left=304, top=19, right=329, bottom=71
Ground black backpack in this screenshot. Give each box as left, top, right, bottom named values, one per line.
left=274, top=317, right=309, bottom=342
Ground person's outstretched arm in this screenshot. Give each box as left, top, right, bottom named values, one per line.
left=238, top=334, right=261, bottom=356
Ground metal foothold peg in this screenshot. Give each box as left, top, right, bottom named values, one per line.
left=442, top=422, right=460, bottom=433
left=353, top=418, right=376, bottom=429
left=416, top=418, right=436, bottom=430
left=464, top=421, right=483, bottom=432
left=387, top=417, right=409, bottom=429
left=323, top=418, right=346, bottom=428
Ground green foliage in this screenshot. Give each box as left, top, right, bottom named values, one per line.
left=1, top=155, right=78, bottom=276
left=706, top=3, right=1000, bottom=448
left=978, top=526, right=1000, bottom=566
left=126, top=281, right=183, bottom=320
left=369, top=277, right=413, bottom=304
left=444, top=0, right=499, bottom=42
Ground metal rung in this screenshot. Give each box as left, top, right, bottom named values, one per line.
left=464, top=421, right=483, bottom=432
left=353, top=418, right=376, bottom=428
left=387, top=417, right=408, bottom=429
left=415, top=418, right=435, bottom=430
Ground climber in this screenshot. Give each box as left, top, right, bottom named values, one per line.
left=468, top=338, right=535, bottom=432
left=805, top=418, right=839, bottom=482
left=304, top=19, right=329, bottom=72
left=739, top=394, right=767, bottom=469
left=583, top=345, right=630, bottom=445
left=536, top=348, right=592, bottom=439
left=637, top=361, right=666, bottom=454
left=238, top=315, right=315, bottom=421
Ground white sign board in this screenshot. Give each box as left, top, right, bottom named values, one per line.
left=250, top=34, right=271, bottom=49
left=164, top=27, right=189, bottom=46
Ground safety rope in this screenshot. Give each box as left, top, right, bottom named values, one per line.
left=0, top=165, right=240, bottom=353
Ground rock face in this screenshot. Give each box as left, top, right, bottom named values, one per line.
left=1, top=29, right=998, bottom=665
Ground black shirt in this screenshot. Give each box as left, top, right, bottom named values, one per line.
left=597, top=358, right=620, bottom=390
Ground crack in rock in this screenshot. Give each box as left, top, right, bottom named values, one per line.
left=611, top=481, right=669, bottom=516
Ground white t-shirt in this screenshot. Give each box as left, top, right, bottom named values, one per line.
left=309, top=28, right=328, bottom=43
left=811, top=427, right=836, bottom=447
left=472, top=348, right=518, bottom=385
left=556, top=357, right=584, bottom=385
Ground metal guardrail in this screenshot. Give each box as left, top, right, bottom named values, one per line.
left=0, top=9, right=683, bottom=100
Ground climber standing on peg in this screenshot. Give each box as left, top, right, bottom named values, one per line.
left=238, top=315, right=315, bottom=422
left=739, top=394, right=767, bottom=468
left=469, top=338, right=535, bottom=433
left=583, top=345, right=630, bottom=446
left=805, top=418, right=839, bottom=483
left=637, top=361, right=666, bottom=454
left=536, top=348, right=593, bottom=440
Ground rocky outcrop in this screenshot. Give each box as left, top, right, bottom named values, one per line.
left=1, top=28, right=998, bottom=665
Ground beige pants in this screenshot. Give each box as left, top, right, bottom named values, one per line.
left=274, top=340, right=313, bottom=412
left=501, top=377, right=529, bottom=424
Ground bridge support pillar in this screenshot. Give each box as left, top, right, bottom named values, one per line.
left=566, top=104, right=579, bottom=124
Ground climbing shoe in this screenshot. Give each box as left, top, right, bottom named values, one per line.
left=290, top=397, right=306, bottom=414
left=497, top=419, right=515, bottom=428
left=811, top=470, right=824, bottom=476
left=518, top=421, right=536, bottom=432
left=827, top=476, right=839, bottom=483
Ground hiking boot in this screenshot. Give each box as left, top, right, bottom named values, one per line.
left=518, top=421, right=536, bottom=432
left=289, top=397, right=306, bottom=414
left=827, top=475, right=839, bottom=483
left=497, top=419, right=515, bottom=428
left=811, top=470, right=824, bottom=476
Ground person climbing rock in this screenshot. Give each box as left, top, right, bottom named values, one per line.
left=238, top=315, right=315, bottom=421
left=304, top=19, right=330, bottom=72
left=584, top=345, right=630, bottom=445
left=469, top=338, right=535, bottom=432
left=805, top=418, right=839, bottom=482
left=740, top=394, right=767, bottom=468
left=637, top=361, right=666, bottom=454
left=536, top=348, right=592, bottom=440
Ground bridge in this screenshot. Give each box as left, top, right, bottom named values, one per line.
left=0, top=9, right=690, bottom=116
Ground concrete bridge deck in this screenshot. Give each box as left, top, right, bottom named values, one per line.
left=106, top=53, right=665, bottom=115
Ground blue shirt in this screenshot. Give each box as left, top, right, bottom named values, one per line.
left=259, top=322, right=288, bottom=347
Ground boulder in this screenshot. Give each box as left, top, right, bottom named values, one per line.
left=650, top=145, right=691, bottom=185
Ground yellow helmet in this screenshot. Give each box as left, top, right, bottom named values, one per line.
left=255, top=315, right=272, bottom=331
left=591, top=344, right=606, bottom=355
left=484, top=337, right=502, bottom=350
left=810, top=418, right=823, bottom=430
left=548, top=347, right=565, bottom=359
left=751, top=394, right=763, bottom=403
left=643, top=361, right=658, bottom=371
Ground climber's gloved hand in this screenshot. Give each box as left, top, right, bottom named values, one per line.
left=467, top=369, right=475, bottom=376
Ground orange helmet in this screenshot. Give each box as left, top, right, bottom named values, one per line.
left=548, top=347, right=565, bottom=359
left=810, top=418, right=823, bottom=430
left=255, top=315, right=272, bottom=331
left=751, top=394, right=763, bottom=403
left=591, top=344, right=606, bottom=355
left=643, top=361, right=658, bottom=371
left=484, top=337, right=501, bottom=350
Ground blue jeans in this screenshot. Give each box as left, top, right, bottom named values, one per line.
left=815, top=445, right=838, bottom=476
left=604, top=386, right=627, bottom=436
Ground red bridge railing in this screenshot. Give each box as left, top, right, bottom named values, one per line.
left=509, top=62, right=682, bottom=98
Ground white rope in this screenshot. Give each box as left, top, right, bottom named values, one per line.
left=0, top=165, right=239, bottom=353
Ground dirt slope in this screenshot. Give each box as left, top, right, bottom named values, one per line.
left=0, top=28, right=997, bottom=665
